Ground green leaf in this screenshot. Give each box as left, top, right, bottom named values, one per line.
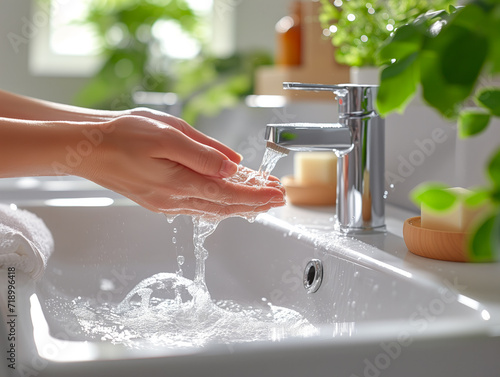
left=413, top=9, right=450, bottom=26
left=468, top=213, right=499, bottom=262
left=440, top=27, right=488, bottom=87
left=458, top=110, right=491, bottom=138
left=488, top=7, right=500, bottom=73
left=419, top=15, right=489, bottom=118
left=464, top=188, right=491, bottom=207
left=376, top=24, right=423, bottom=65
left=449, top=3, right=488, bottom=33
left=476, top=88, right=500, bottom=116
left=376, top=52, right=419, bottom=116
left=419, top=49, right=470, bottom=118
left=410, top=183, right=457, bottom=212
left=488, top=148, right=500, bottom=187
left=492, top=188, right=500, bottom=205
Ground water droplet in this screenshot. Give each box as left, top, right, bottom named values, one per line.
left=177, top=255, right=185, bottom=265
left=173, top=228, right=178, bottom=234
left=165, top=214, right=178, bottom=223
left=389, top=183, right=395, bottom=191
left=172, top=237, right=177, bottom=244
left=99, top=278, right=115, bottom=291
left=247, top=213, right=259, bottom=224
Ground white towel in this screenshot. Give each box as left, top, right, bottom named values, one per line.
left=0, top=204, right=54, bottom=280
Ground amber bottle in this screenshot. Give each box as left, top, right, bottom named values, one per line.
left=275, top=1, right=302, bottom=66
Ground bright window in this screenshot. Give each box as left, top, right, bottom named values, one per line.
left=30, top=0, right=214, bottom=77
left=49, top=0, right=100, bottom=56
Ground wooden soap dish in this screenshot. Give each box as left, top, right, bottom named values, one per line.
left=403, top=216, right=470, bottom=262
left=282, top=175, right=336, bottom=206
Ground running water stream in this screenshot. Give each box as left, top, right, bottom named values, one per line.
left=71, top=147, right=316, bottom=349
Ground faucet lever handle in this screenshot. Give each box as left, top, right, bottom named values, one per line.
left=283, top=82, right=347, bottom=93
left=283, top=82, right=379, bottom=115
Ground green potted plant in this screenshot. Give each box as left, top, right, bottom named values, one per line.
left=74, top=0, right=199, bottom=109
left=376, top=0, right=500, bottom=261
left=74, top=0, right=271, bottom=125
left=319, top=0, right=455, bottom=83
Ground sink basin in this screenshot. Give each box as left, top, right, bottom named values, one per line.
left=1, top=198, right=500, bottom=377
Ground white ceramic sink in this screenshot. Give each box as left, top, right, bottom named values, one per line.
left=1, top=195, right=500, bottom=377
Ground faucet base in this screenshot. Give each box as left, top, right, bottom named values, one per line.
left=335, top=223, right=387, bottom=236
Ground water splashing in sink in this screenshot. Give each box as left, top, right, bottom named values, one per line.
left=70, top=152, right=313, bottom=349
left=72, top=269, right=316, bottom=348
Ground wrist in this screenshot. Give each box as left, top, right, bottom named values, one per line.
left=51, top=120, right=116, bottom=179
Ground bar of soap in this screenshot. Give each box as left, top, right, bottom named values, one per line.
left=421, top=187, right=488, bottom=232
left=294, top=152, right=337, bottom=186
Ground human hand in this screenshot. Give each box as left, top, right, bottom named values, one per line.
left=125, top=107, right=242, bottom=165
left=77, top=115, right=285, bottom=217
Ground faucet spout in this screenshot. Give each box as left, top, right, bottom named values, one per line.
left=265, top=123, right=352, bottom=154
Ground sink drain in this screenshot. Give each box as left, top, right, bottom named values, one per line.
left=303, top=259, right=323, bottom=294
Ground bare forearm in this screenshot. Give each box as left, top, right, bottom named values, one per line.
left=0, top=89, right=123, bottom=122
left=0, top=90, right=243, bottom=164
left=0, top=117, right=89, bottom=178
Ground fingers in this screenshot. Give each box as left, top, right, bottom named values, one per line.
left=183, top=176, right=285, bottom=207
left=225, top=166, right=285, bottom=195
left=146, top=112, right=243, bottom=164
left=159, top=159, right=285, bottom=206
left=128, top=177, right=285, bottom=218
left=155, top=126, right=239, bottom=178
left=176, top=122, right=243, bottom=164
left=158, top=197, right=282, bottom=218
left=267, top=175, right=281, bottom=183
left=140, top=165, right=286, bottom=216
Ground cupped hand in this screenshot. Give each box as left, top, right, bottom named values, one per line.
left=77, top=115, right=285, bottom=217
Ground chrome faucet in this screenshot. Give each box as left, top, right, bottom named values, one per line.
left=266, top=82, right=385, bottom=233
